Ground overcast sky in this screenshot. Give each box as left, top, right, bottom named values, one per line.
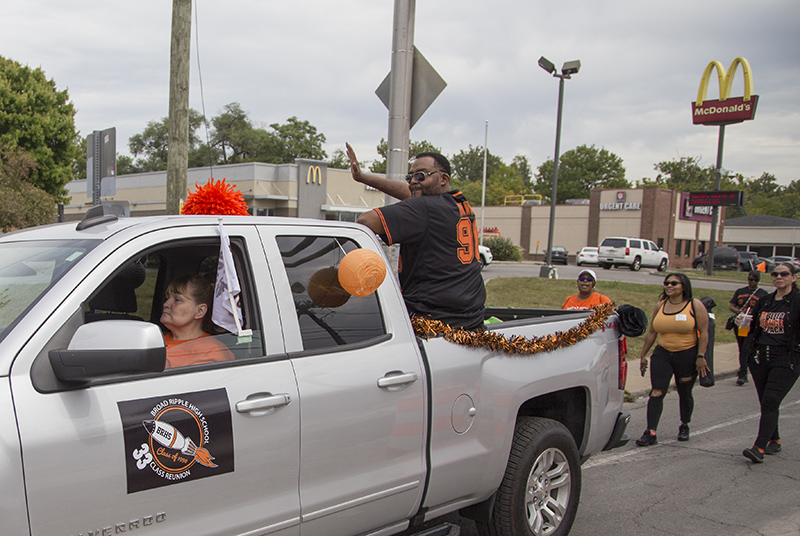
left=3, top=0, right=799, bottom=185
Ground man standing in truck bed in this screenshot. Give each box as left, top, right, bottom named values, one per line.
left=347, top=143, right=486, bottom=330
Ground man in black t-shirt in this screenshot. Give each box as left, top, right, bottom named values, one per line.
left=729, top=270, right=768, bottom=385
left=347, top=144, right=486, bottom=330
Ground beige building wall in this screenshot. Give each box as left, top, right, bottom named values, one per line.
left=527, top=205, right=590, bottom=257
left=473, top=205, right=523, bottom=243
left=596, top=189, right=644, bottom=241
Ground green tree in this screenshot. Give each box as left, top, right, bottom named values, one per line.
left=369, top=138, right=442, bottom=173
left=534, top=144, right=629, bottom=203
left=129, top=109, right=205, bottom=171
left=268, top=116, right=327, bottom=163
left=0, top=56, right=80, bottom=202
left=782, top=180, right=800, bottom=220
left=328, top=148, right=350, bottom=169
left=453, top=163, right=530, bottom=206
left=511, top=155, right=533, bottom=189
left=0, top=145, right=56, bottom=231
left=451, top=145, right=504, bottom=182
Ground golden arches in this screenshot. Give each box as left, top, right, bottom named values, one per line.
left=696, top=57, right=753, bottom=105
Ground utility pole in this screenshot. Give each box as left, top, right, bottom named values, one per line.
left=167, top=0, right=192, bottom=214
left=386, top=0, right=415, bottom=194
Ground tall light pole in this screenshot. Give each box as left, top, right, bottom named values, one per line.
left=538, top=57, right=580, bottom=278
left=480, top=120, right=488, bottom=246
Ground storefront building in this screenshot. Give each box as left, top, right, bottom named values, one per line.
left=65, top=161, right=795, bottom=269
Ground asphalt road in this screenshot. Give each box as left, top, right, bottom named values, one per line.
left=429, top=359, right=800, bottom=536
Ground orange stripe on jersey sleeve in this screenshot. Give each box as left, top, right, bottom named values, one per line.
left=374, top=208, right=394, bottom=244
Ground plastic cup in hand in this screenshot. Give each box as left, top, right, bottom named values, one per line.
left=737, top=314, right=752, bottom=337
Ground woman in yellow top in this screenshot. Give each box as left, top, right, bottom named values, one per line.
left=636, top=273, right=710, bottom=446
left=161, top=275, right=234, bottom=369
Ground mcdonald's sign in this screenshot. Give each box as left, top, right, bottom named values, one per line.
left=692, top=57, right=758, bottom=125
left=306, top=165, right=323, bottom=185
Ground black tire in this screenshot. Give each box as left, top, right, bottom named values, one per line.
left=481, top=256, right=488, bottom=269
left=630, top=257, right=641, bottom=271
left=599, top=262, right=611, bottom=270
left=657, top=258, right=668, bottom=272
left=694, top=263, right=705, bottom=271
left=475, top=417, right=581, bottom=536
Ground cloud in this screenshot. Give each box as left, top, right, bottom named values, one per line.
left=2, top=0, right=798, bottom=184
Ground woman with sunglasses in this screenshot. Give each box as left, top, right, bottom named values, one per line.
left=741, top=263, right=800, bottom=463
left=636, top=273, right=710, bottom=446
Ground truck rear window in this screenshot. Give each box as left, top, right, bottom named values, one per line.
left=0, top=239, right=99, bottom=341
left=601, top=238, right=626, bottom=248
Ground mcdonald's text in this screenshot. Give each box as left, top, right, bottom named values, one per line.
left=692, top=95, right=758, bottom=125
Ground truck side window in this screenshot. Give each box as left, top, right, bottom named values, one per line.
left=85, top=239, right=264, bottom=364
left=276, top=235, right=386, bottom=351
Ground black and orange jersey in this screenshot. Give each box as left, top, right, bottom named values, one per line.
left=375, top=190, right=486, bottom=330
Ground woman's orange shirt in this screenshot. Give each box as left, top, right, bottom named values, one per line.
left=164, top=332, right=234, bottom=369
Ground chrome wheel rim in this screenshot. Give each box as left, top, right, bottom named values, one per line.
left=525, top=447, right=571, bottom=536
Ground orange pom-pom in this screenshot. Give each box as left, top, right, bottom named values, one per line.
left=181, top=178, right=249, bottom=216
left=307, top=267, right=351, bottom=308
left=338, top=249, right=387, bottom=297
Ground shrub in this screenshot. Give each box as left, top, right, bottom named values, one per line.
left=484, top=236, right=521, bottom=261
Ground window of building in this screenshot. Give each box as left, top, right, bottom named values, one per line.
left=684, top=240, right=692, bottom=258
left=657, top=238, right=664, bottom=249
left=276, top=235, right=386, bottom=351
left=675, top=239, right=682, bottom=256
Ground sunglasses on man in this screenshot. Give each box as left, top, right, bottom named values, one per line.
left=405, top=170, right=445, bottom=184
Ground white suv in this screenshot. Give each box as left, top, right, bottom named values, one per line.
left=597, top=237, right=669, bottom=272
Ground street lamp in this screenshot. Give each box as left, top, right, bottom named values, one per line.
left=538, top=56, right=580, bottom=278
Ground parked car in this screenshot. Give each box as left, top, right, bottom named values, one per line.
left=577, top=246, right=599, bottom=266
left=597, top=237, right=669, bottom=271
left=478, top=244, right=492, bottom=268
left=737, top=251, right=759, bottom=271
left=764, top=255, right=800, bottom=271
left=547, top=246, right=568, bottom=265
left=692, top=246, right=744, bottom=271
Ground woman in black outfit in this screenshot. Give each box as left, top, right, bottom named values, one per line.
left=742, top=263, right=800, bottom=463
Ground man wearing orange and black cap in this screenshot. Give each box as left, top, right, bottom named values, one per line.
left=347, top=143, right=486, bottom=330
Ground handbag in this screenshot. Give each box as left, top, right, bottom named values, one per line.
left=693, top=298, right=715, bottom=387
left=725, top=315, right=736, bottom=330
left=699, top=369, right=715, bottom=387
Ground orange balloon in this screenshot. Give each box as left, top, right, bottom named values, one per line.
left=338, top=249, right=387, bottom=297
left=307, top=267, right=351, bottom=308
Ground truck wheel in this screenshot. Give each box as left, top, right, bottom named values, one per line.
left=657, top=258, right=668, bottom=272
left=629, top=257, right=641, bottom=271
left=476, top=417, right=581, bottom=536
left=599, top=262, right=611, bottom=270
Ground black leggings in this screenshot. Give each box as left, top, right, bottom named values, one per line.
left=646, top=345, right=698, bottom=431
left=749, top=346, right=800, bottom=449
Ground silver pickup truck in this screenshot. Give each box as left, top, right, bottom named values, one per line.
left=0, top=212, right=629, bottom=536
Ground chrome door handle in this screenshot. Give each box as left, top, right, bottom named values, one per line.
left=236, top=393, right=291, bottom=414
left=377, top=372, right=418, bottom=388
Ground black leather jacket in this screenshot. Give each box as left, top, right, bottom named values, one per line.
left=744, top=286, right=800, bottom=367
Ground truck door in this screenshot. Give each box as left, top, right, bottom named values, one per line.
left=9, top=226, right=301, bottom=536
left=266, top=231, right=426, bottom=536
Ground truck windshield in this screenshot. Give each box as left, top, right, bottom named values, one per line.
left=0, top=240, right=100, bottom=341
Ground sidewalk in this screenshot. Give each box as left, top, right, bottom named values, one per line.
left=625, top=342, right=741, bottom=399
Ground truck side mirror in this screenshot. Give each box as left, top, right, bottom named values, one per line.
left=49, top=320, right=166, bottom=383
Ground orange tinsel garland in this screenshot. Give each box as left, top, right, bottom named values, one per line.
left=181, top=178, right=249, bottom=216
left=411, top=302, right=614, bottom=355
